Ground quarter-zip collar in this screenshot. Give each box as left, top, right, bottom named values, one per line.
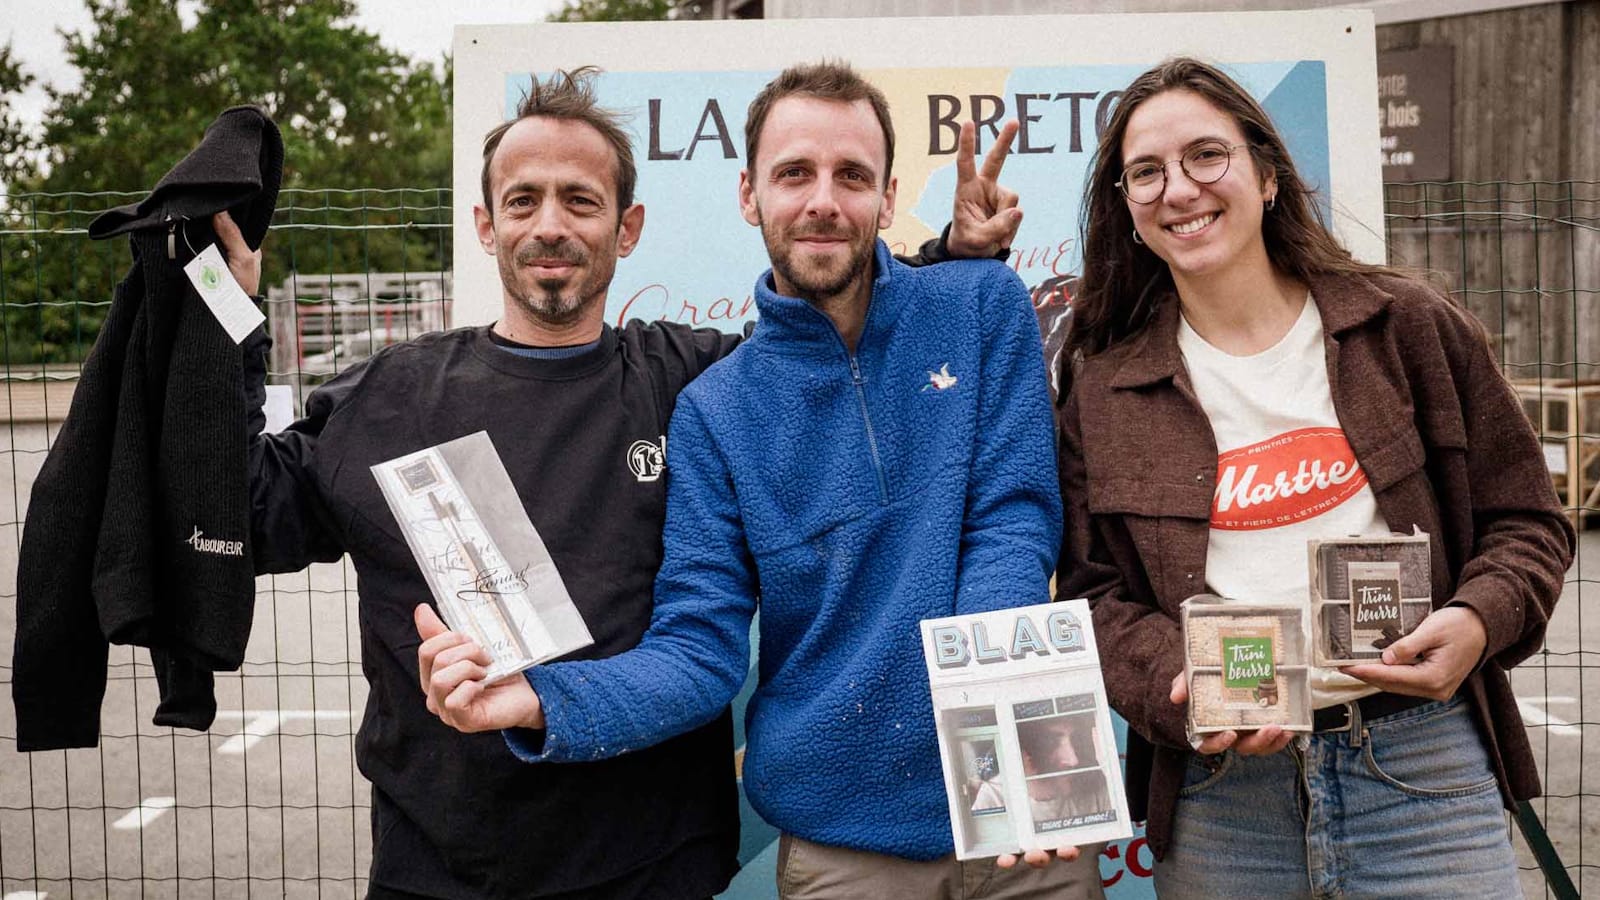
left=747, top=239, right=900, bottom=358
left=1108, top=270, right=1396, bottom=390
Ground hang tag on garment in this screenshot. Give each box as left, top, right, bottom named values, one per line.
left=183, top=243, right=265, bottom=344
left=262, top=385, right=295, bottom=434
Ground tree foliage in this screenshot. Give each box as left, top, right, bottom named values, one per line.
left=0, top=0, right=454, bottom=364
left=37, top=0, right=450, bottom=194
left=0, top=44, right=39, bottom=192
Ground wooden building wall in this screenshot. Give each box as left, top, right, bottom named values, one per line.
left=1378, top=1, right=1598, bottom=377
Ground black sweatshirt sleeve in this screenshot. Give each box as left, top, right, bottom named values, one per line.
left=242, top=328, right=347, bottom=574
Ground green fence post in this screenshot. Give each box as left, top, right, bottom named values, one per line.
left=1515, top=800, right=1578, bottom=899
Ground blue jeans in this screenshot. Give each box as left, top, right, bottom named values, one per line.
left=1154, top=697, right=1521, bottom=899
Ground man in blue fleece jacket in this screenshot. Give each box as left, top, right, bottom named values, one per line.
left=418, top=62, right=1102, bottom=899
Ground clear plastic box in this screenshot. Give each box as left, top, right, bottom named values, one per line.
left=1308, top=530, right=1432, bottom=666
left=1181, top=595, right=1312, bottom=734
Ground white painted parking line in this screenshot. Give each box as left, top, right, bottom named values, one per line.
left=212, top=709, right=356, bottom=755
left=112, top=796, right=176, bottom=830
left=1518, top=696, right=1582, bottom=736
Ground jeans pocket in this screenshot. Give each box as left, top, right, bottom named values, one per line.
left=1361, top=699, right=1499, bottom=799
left=1177, top=750, right=1234, bottom=797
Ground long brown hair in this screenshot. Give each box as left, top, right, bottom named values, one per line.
left=1066, top=58, right=1394, bottom=363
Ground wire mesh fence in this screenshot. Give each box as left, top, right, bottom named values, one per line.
left=1382, top=180, right=1600, bottom=899
left=0, top=183, right=1595, bottom=897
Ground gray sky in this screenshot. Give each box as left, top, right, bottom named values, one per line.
left=3, top=0, right=566, bottom=130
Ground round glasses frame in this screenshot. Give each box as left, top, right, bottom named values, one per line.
left=1116, top=142, right=1250, bottom=205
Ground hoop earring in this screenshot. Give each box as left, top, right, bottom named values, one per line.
left=1265, top=195, right=1276, bottom=211
left=1132, top=229, right=1144, bottom=245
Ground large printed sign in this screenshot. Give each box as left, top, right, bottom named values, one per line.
left=453, top=13, right=1384, bottom=334
left=454, top=13, right=1382, bottom=898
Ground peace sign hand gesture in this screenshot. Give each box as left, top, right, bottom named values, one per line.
left=946, top=119, right=1023, bottom=259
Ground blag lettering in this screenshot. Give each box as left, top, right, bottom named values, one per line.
left=1009, top=614, right=1050, bottom=659
left=972, top=621, right=1007, bottom=664
left=1047, top=609, right=1085, bottom=652
left=933, top=625, right=970, bottom=669
left=615, top=283, right=755, bottom=328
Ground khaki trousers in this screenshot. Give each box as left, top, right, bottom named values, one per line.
left=775, top=834, right=1106, bottom=900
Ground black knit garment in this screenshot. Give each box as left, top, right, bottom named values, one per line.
left=14, top=106, right=283, bottom=749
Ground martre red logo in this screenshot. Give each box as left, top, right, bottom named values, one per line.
left=1212, top=427, right=1367, bottom=531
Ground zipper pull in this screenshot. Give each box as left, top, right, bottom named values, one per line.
left=849, top=355, right=865, bottom=386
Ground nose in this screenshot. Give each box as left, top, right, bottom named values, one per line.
left=1160, top=162, right=1203, bottom=205
left=529, top=199, right=571, bottom=243
left=803, top=177, right=841, bottom=220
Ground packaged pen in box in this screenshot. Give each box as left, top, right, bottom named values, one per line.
left=1308, top=529, right=1432, bottom=666
left=1181, top=595, right=1311, bottom=734
left=372, top=431, right=593, bottom=682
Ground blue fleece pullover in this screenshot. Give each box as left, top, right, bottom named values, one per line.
left=515, top=240, right=1061, bottom=860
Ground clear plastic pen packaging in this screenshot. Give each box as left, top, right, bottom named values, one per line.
left=1181, top=595, right=1312, bottom=735
left=1308, top=529, right=1432, bottom=667
left=372, top=431, right=593, bottom=683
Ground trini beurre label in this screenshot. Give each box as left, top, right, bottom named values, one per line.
left=1348, top=560, right=1403, bottom=653
left=1220, top=626, right=1279, bottom=710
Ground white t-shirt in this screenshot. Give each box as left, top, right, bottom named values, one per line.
left=1178, top=295, right=1385, bottom=708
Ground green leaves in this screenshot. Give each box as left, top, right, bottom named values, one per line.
left=37, top=0, right=448, bottom=195
left=0, top=0, right=454, bottom=364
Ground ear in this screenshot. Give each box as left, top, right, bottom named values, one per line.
left=616, top=203, right=645, bottom=258
left=1261, top=166, right=1278, bottom=205
left=877, top=174, right=898, bottom=231
left=473, top=204, right=497, bottom=256
left=738, top=169, right=761, bottom=227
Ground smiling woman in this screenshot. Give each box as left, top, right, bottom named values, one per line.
left=1056, top=57, right=1575, bottom=899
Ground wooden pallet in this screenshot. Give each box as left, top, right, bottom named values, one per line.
left=1511, top=379, right=1600, bottom=527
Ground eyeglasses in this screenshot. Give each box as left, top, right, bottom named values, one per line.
left=1117, top=141, right=1249, bottom=205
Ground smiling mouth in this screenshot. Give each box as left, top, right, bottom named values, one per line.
left=1167, top=212, right=1218, bottom=236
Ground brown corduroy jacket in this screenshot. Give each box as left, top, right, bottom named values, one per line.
left=1056, top=270, right=1575, bottom=860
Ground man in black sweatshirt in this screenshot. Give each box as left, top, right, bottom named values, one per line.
left=229, top=69, right=744, bottom=900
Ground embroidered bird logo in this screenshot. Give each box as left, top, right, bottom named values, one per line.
left=923, top=363, right=958, bottom=392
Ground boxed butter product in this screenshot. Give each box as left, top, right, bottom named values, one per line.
left=1181, top=595, right=1311, bottom=734
left=1308, top=530, right=1432, bottom=666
